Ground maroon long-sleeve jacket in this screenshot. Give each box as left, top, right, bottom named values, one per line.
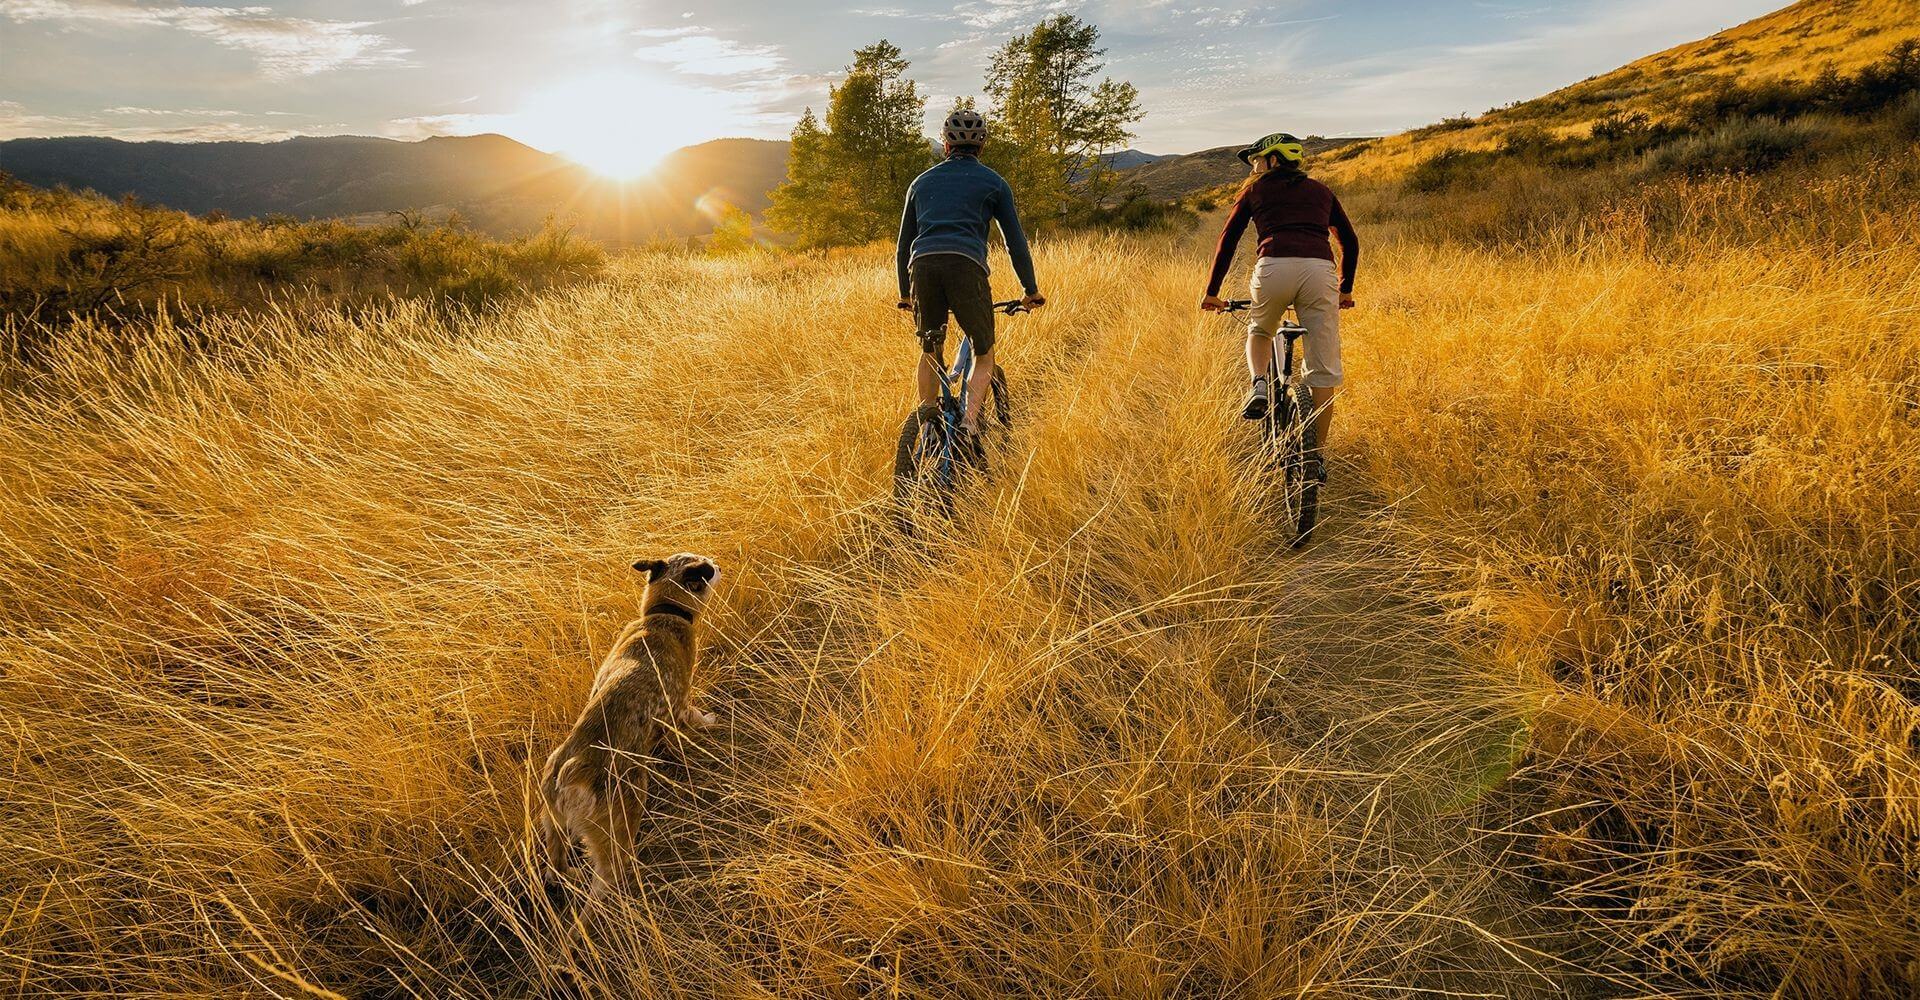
left=1205, top=171, right=1360, bottom=297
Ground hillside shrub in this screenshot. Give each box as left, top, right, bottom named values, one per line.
left=1682, top=42, right=1920, bottom=128
left=1075, top=189, right=1195, bottom=231
left=1894, top=91, right=1920, bottom=140
left=1406, top=149, right=1482, bottom=193
left=1497, top=125, right=1554, bottom=157
left=1642, top=115, right=1830, bottom=176
left=1412, top=114, right=1477, bottom=139
left=1589, top=110, right=1655, bottom=143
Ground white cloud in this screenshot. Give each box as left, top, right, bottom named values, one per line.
left=0, top=0, right=409, bottom=76
left=103, top=105, right=244, bottom=117
left=0, top=100, right=300, bottom=140
left=632, top=30, right=784, bottom=76
left=384, top=111, right=505, bottom=138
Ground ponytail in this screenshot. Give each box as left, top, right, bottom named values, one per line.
left=1235, top=155, right=1306, bottom=199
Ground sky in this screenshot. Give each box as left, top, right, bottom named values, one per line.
left=1, top=0, right=1787, bottom=174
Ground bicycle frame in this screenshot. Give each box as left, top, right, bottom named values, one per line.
left=916, top=299, right=1028, bottom=488
left=1217, top=298, right=1322, bottom=546
left=1219, top=300, right=1304, bottom=384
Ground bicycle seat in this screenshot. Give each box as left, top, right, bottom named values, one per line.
left=1278, top=321, right=1308, bottom=339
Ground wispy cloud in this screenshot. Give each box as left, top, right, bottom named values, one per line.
left=632, top=27, right=784, bottom=76
left=0, top=0, right=409, bottom=76
left=0, top=100, right=301, bottom=140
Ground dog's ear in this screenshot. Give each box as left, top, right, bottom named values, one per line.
left=632, top=559, right=668, bottom=581
left=684, top=560, right=718, bottom=586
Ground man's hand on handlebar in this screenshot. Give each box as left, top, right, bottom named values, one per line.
left=1339, top=293, right=1356, bottom=310
left=1200, top=294, right=1227, bottom=312
left=1022, top=292, right=1047, bottom=312
left=896, top=299, right=913, bottom=312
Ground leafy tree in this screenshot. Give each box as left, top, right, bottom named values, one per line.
left=768, top=41, right=933, bottom=246
left=983, top=15, right=1143, bottom=226
left=707, top=204, right=757, bottom=256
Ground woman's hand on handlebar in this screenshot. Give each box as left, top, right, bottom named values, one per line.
left=1339, top=293, right=1355, bottom=310
left=1022, top=292, right=1046, bottom=311
left=1200, top=294, right=1227, bottom=312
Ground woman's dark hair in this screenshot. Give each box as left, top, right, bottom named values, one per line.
left=1234, top=154, right=1306, bottom=198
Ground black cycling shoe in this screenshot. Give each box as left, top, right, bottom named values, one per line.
left=1241, top=379, right=1271, bottom=421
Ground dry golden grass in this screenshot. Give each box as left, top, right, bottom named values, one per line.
left=0, top=177, right=603, bottom=330
left=4, top=108, right=1918, bottom=1000
left=1, top=237, right=1586, bottom=997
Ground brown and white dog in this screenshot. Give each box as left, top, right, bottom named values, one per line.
left=537, top=553, right=720, bottom=894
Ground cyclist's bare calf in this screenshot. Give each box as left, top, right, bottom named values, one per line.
left=911, top=342, right=993, bottom=430
left=1244, top=330, right=1335, bottom=453
left=1308, top=385, right=1335, bottom=455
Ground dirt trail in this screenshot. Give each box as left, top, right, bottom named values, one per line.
left=1238, top=483, right=1596, bottom=997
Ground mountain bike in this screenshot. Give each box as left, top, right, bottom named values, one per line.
left=1220, top=299, right=1321, bottom=547
left=891, top=300, right=1023, bottom=531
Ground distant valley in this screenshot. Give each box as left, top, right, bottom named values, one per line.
left=0, top=132, right=1353, bottom=240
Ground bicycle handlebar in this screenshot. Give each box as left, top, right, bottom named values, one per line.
left=1220, top=299, right=1253, bottom=314
left=993, top=299, right=1037, bottom=315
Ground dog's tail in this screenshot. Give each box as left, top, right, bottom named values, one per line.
left=542, top=740, right=608, bottom=823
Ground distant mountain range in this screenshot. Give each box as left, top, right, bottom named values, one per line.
left=0, top=133, right=790, bottom=243
left=0, top=132, right=1327, bottom=238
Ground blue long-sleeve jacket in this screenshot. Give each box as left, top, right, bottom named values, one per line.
left=895, top=156, right=1038, bottom=299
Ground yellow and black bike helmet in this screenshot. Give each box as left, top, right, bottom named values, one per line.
left=1235, top=131, right=1306, bottom=165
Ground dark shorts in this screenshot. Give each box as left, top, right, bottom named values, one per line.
left=910, top=253, right=994, bottom=356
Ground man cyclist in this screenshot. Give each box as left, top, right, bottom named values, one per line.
left=1200, top=131, right=1359, bottom=484
left=896, top=109, right=1045, bottom=458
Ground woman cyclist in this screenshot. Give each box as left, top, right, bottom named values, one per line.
left=1200, top=131, right=1359, bottom=483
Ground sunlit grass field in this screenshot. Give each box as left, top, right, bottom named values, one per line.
left=5, top=157, right=1919, bottom=996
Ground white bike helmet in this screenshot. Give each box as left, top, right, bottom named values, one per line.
left=943, top=109, right=988, bottom=148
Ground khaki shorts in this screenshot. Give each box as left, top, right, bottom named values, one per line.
left=1248, top=256, right=1342, bottom=389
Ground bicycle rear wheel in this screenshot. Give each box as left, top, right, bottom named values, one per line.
left=891, top=404, right=963, bottom=532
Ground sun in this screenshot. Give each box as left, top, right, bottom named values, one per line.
left=509, top=71, right=737, bottom=179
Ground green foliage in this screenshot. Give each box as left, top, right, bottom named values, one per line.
left=983, top=14, right=1143, bottom=228
left=1589, top=110, right=1655, bottom=143
left=1406, top=149, right=1485, bottom=193
left=706, top=205, right=758, bottom=256
left=1497, top=125, right=1554, bottom=157
left=1071, top=188, right=1194, bottom=231
left=1642, top=115, right=1831, bottom=176
left=1682, top=41, right=1920, bottom=127
left=1412, top=114, right=1477, bottom=138
left=1894, top=91, right=1920, bottom=140
left=0, top=176, right=603, bottom=326
left=766, top=41, right=933, bottom=247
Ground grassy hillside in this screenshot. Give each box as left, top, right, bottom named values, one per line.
left=1329, top=0, right=1920, bottom=179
